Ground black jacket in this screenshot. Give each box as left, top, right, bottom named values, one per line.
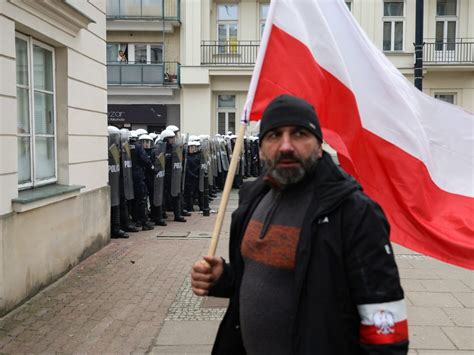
left=130, top=142, right=153, bottom=181
left=209, top=152, right=408, bottom=355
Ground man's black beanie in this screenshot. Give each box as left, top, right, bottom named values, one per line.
left=259, top=94, right=323, bottom=144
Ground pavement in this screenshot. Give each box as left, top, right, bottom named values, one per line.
left=0, top=186, right=473, bottom=354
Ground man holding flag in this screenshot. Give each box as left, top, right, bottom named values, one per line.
left=191, top=94, right=408, bottom=354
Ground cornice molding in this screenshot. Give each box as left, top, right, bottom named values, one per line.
left=8, top=0, right=95, bottom=36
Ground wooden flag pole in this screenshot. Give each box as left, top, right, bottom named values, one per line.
left=207, top=122, right=247, bottom=257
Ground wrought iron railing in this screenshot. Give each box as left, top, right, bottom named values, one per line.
left=106, top=0, right=180, bottom=21
left=107, top=62, right=180, bottom=86
left=423, top=39, right=474, bottom=64
left=201, top=41, right=260, bottom=65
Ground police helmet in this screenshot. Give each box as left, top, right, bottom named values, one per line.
left=161, top=129, right=176, bottom=139
left=166, top=125, right=179, bottom=133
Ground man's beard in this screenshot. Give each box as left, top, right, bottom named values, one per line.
left=264, top=150, right=320, bottom=186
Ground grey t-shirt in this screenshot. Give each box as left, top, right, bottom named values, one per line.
left=239, top=184, right=314, bottom=355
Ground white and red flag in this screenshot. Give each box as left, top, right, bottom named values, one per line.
left=243, top=0, right=474, bottom=269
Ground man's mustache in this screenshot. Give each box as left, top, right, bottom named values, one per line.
left=275, top=153, right=303, bottom=165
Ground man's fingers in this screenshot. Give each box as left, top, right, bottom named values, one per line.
left=191, top=272, right=214, bottom=283
left=192, top=261, right=211, bottom=274
left=203, top=256, right=222, bottom=267
left=192, top=287, right=208, bottom=296
left=191, top=280, right=213, bottom=290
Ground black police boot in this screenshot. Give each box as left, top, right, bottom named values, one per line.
left=112, top=229, right=129, bottom=239
left=181, top=210, right=191, bottom=217
left=155, top=219, right=167, bottom=226
left=123, top=225, right=139, bottom=233
left=142, top=221, right=154, bottom=231
left=174, top=216, right=187, bottom=222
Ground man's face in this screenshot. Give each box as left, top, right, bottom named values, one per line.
left=260, top=126, right=322, bottom=186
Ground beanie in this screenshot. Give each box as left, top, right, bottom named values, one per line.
left=259, top=94, right=323, bottom=144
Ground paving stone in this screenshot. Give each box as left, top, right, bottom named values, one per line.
left=420, top=279, right=471, bottom=293
left=452, top=292, right=474, bottom=308
left=149, top=345, right=213, bottom=354
left=407, top=292, right=464, bottom=308
left=399, top=268, right=440, bottom=280
left=442, top=308, right=474, bottom=327
left=155, top=320, right=220, bottom=346
left=409, top=326, right=456, bottom=350
left=417, top=351, right=474, bottom=355
left=407, top=306, right=454, bottom=326
left=401, top=279, right=427, bottom=292
left=442, top=327, right=474, bottom=350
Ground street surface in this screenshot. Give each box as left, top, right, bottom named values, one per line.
left=0, top=187, right=472, bottom=354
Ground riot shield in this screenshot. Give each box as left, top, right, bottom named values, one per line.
left=199, top=139, right=210, bottom=192
left=215, top=139, right=222, bottom=174
left=121, top=139, right=134, bottom=201
left=108, top=132, right=121, bottom=206
left=181, top=133, right=189, bottom=193
left=211, top=140, right=218, bottom=178
left=220, top=140, right=230, bottom=171
left=170, top=142, right=183, bottom=197
left=153, top=142, right=166, bottom=207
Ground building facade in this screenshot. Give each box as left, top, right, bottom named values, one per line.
left=106, top=0, right=182, bottom=132
left=0, top=0, right=109, bottom=316
left=179, top=0, right=473, bottom=136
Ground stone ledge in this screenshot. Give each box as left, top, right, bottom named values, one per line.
left=12, top=184, right=84, bottom=213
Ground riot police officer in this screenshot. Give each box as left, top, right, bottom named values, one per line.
left=162, top=129, right=187, bottom=222
left=108, top=126, right=129, bottom=238
left=130, top=132, right=155, bottom=230
left=183, top=141, right=201, bottom=212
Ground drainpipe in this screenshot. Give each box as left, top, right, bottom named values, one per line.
left=414, top=0, right=424, bottom=91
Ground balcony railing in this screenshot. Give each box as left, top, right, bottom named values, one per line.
left=106, top=0, right=180, bottom=21
left=107, top=62, right=180, bottom=86
left=201, top=41, right=260, bottom=66
left=423, top=39, right=474, bottom=64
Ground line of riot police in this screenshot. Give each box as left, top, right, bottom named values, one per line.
left=107, top=125, right=262, bottom=238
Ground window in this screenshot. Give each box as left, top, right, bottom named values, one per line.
left=106, top=0, right=163, bottom=17
left=217, top=95, right=236, bottom=135
left=16, top=34, right=56, bottom=188
left=345, top=0, right=352, bottom=11
left=260, top=3, right=269, bottom=37
left=217, top=4, right=238, bottom=53
left=435, top=93, right=456, bottom=105
left=383, top=1, right=404, bottom=51
left=436, top=0, right=457, bottom=51
left=106, top=43, right=162, bottom=64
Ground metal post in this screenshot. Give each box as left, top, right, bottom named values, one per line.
left=414, top=0, right=424, bottom=91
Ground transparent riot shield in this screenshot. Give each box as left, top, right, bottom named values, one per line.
left=170, top=140, right=183, bottom=197
left=121, top=140, right=134, bottom=201
left=153, top=142, right=166, bottom=207
left=108, top=132, right=121, bottom=206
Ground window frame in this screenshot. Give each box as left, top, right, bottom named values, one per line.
left=435, top=0, right=458, bottom=52
left=216, top=94, right=236, bottom=135
left=16, top=32, right=58, bottom=190
left=434, top=92, right=457, bottom=105
left=382, top=0, right=405, bottom=52
left=259, top=3, right=270, bottom=39
left=217, top=3, right=239, bottom=44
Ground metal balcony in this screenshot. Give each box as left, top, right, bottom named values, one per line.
left=106, top=0, right=180, bottom=21
left=423, top=39, right=474, bottom=64
left=107, top=62, right=180, bottom=86
left=201, top=41, right=260, bottom=66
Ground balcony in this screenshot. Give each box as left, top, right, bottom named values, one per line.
left=201, top=41, right=260, bottom=66
left=423, top=39, right=474, bottom=65
left=107, top=62, right=180, bottom=86
left=106, top=0, right=180, bottom=20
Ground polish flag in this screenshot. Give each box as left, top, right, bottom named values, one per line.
left=243, top=0, right=474, bottom=269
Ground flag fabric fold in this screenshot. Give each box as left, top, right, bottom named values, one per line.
left=244, top=0, right=474, bottom=269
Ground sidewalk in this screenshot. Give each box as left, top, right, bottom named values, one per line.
left=0, top=187, right=472, bottom=354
